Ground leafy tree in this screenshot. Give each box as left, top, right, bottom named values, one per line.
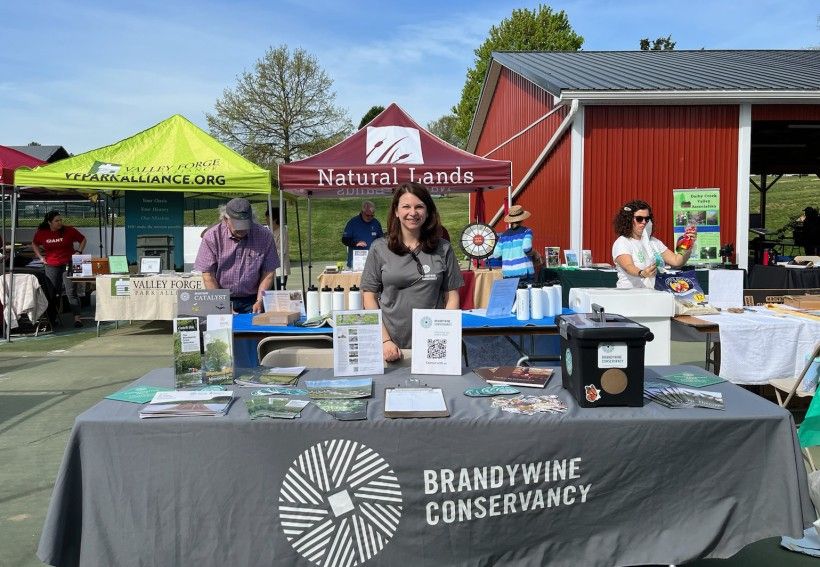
left=358, top=105, right=385, bottom=129
left=427, top=114, right=465, bottom=148
left=204, top=338, right=230, bottom=371
left=640, top=35, right=676, bottom=50
left=452, top=5, right=583, bottom=142
left=207, top=45, right=352, bottom=176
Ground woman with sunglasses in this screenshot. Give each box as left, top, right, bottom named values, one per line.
left=361, top=182, right=463, bottom=362
left=612, top=200, right=696, bottom=288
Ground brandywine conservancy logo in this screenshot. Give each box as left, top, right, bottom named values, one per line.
left=365, top=126, right=423, bottom=164
left=279, top=440, right=403, bottom=566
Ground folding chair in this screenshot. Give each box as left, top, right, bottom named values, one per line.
left=770, top=341, right=820, bottom=471
left=258, top=335, right=335, bottom=368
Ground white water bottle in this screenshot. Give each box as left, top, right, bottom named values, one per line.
left=306, top=285, right=320, bottom=319
left=348, top=284, right=362, bottom=310
left=516, top=283, right=530, bottom=321
left=542, top=285, right=555, bottom=317
left=320, top=285, right=333, bottom=317
left=551, top=285, right=563, bottom=315
left=529, top=283, right=543, bottom=319
left=332, top=285, right=345, bottom=312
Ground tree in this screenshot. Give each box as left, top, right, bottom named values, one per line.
left=207, top=45, right=352, bottom=174
left=358, top=106, right=385, bottom=129
left=452, top=5, right=584, bottom=142
left=640, top=35, right=676, bottom=50
left=427, top=114, right=465, bottom=149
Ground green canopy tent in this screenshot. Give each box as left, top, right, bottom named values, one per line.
left=8, top=114, right=274, bottom=339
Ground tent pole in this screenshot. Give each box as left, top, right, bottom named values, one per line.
left=294, top=199, right=306, bottom=300
left=1, top=184, right=6, bottom=340
left=269, top=191, right=279, bottom=288
left=7, top=188, right=18, bottom=342
left=307, top=194, right=313, bottom=285
left=110, top=194, right=116, bottom=254
left=97, top=198, right=103, bottom=256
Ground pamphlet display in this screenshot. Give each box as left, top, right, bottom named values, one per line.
left=332, top=310, right=384, bottom=377
left=173, top=317, right=203, bottom=388
left=140, top=256, right=162, bottom=274
left=71, top=254, right=93, bottom=277
left=545, top=246, right=561, bottom=268
left=564, top=250, right=579, bottom=268
left=352, top=249, right=369, bottom=272
left=263, top=290, right=306, bottom=316
left=411, top=309, right=462, bottom=376
left=108, top=255, right=129, bottom=274
left=581, top=250, right=592, bottom=268
left=485, top=277, right=518, bottom=318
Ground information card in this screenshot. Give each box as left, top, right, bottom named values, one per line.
left=411, top=309, right=462, bottom=375
left=333, top=310, right=384, bottom=377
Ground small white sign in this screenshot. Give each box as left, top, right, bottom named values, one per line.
left=352, top=249, right=369, bottom=272
left=140, top=256, right=162, bottom=274
left=411, top=309, right=462, bottom=375
left=598, top=343, right=628, bottom=368
left=263, top=290, right=306, bottom=316
left=333, top=310, right=384, bottom=377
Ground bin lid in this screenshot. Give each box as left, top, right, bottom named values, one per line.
left=558, top=313, right=653, bottom=340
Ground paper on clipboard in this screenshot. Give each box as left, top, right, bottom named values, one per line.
left=384, top=387, right=449, bottom=418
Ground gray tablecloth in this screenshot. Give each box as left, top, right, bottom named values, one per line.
left=38, top=366, right=813, bottom=567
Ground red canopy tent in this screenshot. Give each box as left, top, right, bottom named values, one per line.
left=279, top=103, right=511, bottom=198
left=0, top=145, right=46, bottom=187
left=278, top=104, right=512, bottom=289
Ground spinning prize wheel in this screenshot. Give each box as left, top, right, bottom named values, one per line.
left=459, top=223, right=497, bottom=260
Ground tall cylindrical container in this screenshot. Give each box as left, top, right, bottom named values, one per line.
left=529, top=283, right=543, bottom=319
left=542, top=285, right=555, bottom=317
left=516, top=283, right=530, bottom=321
left=332, top=285, right=345, bottom=312
left=320, top=285, right=333, bottom=317
left=551, top=284, right=563, bottom=315
left=348, top=284, right=362, bottom=310
left=306, top=284, right=320, bottom=319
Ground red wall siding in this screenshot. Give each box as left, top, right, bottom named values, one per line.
left=583, top=106, right=739, bottom=263
left=471, top=68, right=572, bottom=254
left=752, top=105, right=820, bottom=120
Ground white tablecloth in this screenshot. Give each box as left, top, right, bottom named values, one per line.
left=95, top=274, right=205, bottom=321
left=700, top=307, right=820, bottom=384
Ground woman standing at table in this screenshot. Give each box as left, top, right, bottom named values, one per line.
left=31, top=210, right=87, bottom=327
left=612, top=199, right=695, bottom=289
left=361, top=182, right=463, bottom=362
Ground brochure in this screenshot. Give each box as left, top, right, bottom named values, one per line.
left=177, top=289, right=230, bottom=318
left=659, top=370, right=726, bottom=388
left=491, top=395, right=568, bottom=415
left=305, top=377, right=373, bottom=399
left=173, top=317, right=203, bottom=389
left=485, top=277, right=519, bottom=318
left=473, top=366, right=554, bottom=388
left=203, top=328, right=234, bottom=385
left=139, top=390, right=234, bottom=418
left=464, top=385, right=520, bottom=397
left=105, top=385, right=172, bottom=404
left=332, top=310, right=384, bottom=377
left=314, top=399, right=368, bottom=421
left=263, top=290, right=306, bottom=316
left=564, top=250, right=579, bottom=268
left=71, top=254, right=93, bottom=277
left=352, top=249, right=369, bottom=272
left=235, top=366, right=305, bottom=387
left=643, top=386, right=725, bottom=410
left=245, top=397, right=309, bottom=420
left=411, top=308, right=462, bottom=376
left=545, top=246, right=561, bottom=268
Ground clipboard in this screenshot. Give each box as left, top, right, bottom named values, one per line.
left=384, top=387, right=449, bottom=418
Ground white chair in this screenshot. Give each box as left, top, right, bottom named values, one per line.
left=0, top=273, right=51, bottom=336
left=258, top=335, right=334, bottom=368
left=769, top=341, right=820, bottom=471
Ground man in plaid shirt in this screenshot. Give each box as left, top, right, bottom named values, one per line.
left=195, top=198, right=279, bottom=314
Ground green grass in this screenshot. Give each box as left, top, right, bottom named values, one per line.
left=749, top=175, right=819, bottom=234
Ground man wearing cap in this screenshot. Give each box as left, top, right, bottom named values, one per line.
left=341, top=201, right=383, bottom=268
left=195, top=198, right=279, bottom=314
left=491, top=204, right=536, bottom=281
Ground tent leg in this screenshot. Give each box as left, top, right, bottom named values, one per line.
left=307, top=196, right=313, bottom=286
left=7, top=188, right=18, bottom=343
left=294, top=200, right=306, bottom=299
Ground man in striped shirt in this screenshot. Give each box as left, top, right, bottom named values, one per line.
left=195, top=198, right=279, bottom=314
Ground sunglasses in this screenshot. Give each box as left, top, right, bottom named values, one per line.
left=408, top=250, right=424, bottom=276
left=633, top=215, right=653, bottom=224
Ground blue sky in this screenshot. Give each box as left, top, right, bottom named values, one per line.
left=1, top=0, right=818, bottom=154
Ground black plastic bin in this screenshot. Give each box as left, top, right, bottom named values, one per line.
left=557, top=309, right=653, bottom=408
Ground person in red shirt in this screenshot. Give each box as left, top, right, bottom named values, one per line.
left=31, top=211, right=87, bottom=327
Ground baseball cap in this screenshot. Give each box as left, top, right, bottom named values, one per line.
left=225, top=198, right=252, bottom=230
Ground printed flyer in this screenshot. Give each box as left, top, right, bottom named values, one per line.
left=672, top=188, right=721, bottom=265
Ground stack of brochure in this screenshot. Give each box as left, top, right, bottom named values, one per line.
left=234, top=366, right=306, bottom=387
left=245, top=397, right=310, bottom=420
left=139, top=390, right=235, bottom=418
left=643, top=386, right=724, bottom=410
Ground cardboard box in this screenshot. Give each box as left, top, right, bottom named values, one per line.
left=784, top=295, right=820, bottom=310
left=252, top=311, right=300, bottom=326
left=91, top=257, right=110, bottom=275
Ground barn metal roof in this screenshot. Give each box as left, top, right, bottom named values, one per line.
left=491, top=50, right=820, bottom=96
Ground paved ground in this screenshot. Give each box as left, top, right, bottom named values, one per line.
left=0, top=318, right=816, bottom=566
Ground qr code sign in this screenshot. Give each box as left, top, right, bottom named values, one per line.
left=427, top=339, right=447, bottom=359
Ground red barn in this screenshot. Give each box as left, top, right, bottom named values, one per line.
left=467, top=50, right=820, bottom=269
